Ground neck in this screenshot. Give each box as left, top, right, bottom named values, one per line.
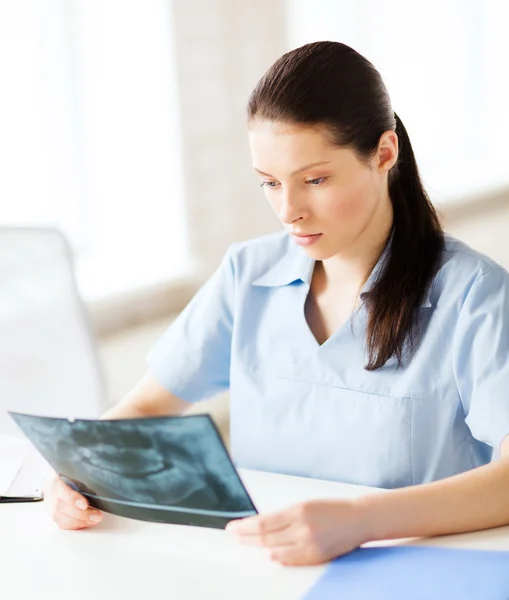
left=320, top=194, right=394, bottom=293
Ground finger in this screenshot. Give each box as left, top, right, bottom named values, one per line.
left=234, top=522, right=298, bottom=548
left=54, top=476, right=90, bottom=511
left=270, top=546, right=325, bottom=567
left=53, top=512, right=94, bottom=531
left=55, top=498, right=102, bottom=525
left=43, top=473, right=101, bottom=528
left=226, top=509, right=292, bottom=536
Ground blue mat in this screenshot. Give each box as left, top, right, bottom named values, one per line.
left=302, top=546, right=509, bottom=600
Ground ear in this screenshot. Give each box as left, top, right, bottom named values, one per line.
left=376, top=130, right=398, bottom=174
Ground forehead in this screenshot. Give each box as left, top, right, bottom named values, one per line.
left=248, top=120, right=331, bottom=152
left=248, top=120, right=354, bottom=173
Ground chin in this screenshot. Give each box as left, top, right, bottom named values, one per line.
left=301, top=246, right=336, bottom=261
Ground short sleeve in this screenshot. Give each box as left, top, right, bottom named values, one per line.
left=453, top=268, right=509, bottom=449
left=146, top=248, right=235, bottom=402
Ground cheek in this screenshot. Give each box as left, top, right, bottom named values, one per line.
left=264, top=191, right=282, bottom=216
left=325, top=179, right=377, bottom=223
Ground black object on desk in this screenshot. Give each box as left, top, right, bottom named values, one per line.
left=0, top=494, right=44, bottom=504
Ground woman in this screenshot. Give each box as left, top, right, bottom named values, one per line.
left=45, top=41, right=509, bottom=566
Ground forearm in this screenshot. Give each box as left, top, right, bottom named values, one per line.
left=101, top=395, right=154, bottom=420
left=358, top=457, right=509, bottom=542
left=101, top=372, right=192, bottom=420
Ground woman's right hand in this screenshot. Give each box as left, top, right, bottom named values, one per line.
left=43, top=472, right=103, bottom=530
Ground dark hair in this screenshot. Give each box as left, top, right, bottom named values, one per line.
left=247, top=41, right=444, bottom=371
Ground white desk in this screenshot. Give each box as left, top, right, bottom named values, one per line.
left=1, top=468, right=509, bottom=599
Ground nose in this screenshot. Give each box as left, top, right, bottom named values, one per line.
left=278, top=188, right=307, bottom=225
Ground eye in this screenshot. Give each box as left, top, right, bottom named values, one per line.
left=260, top=181, right=279, bottom=189
left=306, top=177, right=328, bottom=186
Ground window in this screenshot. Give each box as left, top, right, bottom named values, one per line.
left=0, top=0, right=188, bottom=302
left=286, top=0, right=509, bottom=204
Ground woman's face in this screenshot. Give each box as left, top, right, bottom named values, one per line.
left=248, top=120, right=397, bottom=260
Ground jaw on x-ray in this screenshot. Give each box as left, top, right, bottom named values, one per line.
left=10, top=412, right=257, bottom=529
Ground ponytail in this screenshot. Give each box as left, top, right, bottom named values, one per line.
left=364, top=112, right=444, bottom=370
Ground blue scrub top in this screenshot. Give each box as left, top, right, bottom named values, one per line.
left=147, top=231, right=509, bottom=489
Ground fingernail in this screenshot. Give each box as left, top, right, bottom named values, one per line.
left=89, top=513, right=102, bottom=523
left=75, top=499, right=87, bottom=510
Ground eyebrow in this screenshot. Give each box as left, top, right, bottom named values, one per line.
left=253, top=161, right=331, bottom=178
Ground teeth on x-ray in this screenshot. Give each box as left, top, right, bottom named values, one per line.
left=10, top=412, right=258, bottom=529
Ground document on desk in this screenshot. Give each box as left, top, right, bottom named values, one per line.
left=0, top=434, right=47, bottom=497
left=9, top=411, right=258, bottom=528
left=303, top=546, right=509, bottom=600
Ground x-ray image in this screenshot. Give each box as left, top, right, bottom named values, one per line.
left=9, top=412, right=258, bottom=529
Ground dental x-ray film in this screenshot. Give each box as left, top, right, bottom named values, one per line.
left=9, top=412, right=258, bottom=529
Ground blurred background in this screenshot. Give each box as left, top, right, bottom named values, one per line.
left=1, top=0, right=508, bottom=443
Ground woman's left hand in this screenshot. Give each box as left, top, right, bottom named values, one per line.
left=225, top=498, right=370, bottom=566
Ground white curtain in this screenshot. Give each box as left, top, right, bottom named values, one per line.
left=0, top=0, right=187, bottom=302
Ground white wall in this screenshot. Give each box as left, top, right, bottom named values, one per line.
left=171, top=0, right=286, bottom=268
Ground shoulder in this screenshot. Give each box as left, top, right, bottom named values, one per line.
left=434, top=233, right=509, bottom=304
left=442, top=233, right=505, bottom=274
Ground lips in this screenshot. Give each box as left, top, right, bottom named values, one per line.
left=290, top=232, right=323, bottom=247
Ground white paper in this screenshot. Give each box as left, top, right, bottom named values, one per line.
left=0, top=434, right=48, bottom=496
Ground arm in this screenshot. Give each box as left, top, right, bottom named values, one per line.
left=358, top=435, right=509, bottom=542
left=228, top=438, right=509, bottom=566
left=352, top=272, right=509, bottom=542
left=101, top=371, right=193, bottom=420
left=364, top=271, right=509, bottom=543
left=48, top=247, right=236, bottom=530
